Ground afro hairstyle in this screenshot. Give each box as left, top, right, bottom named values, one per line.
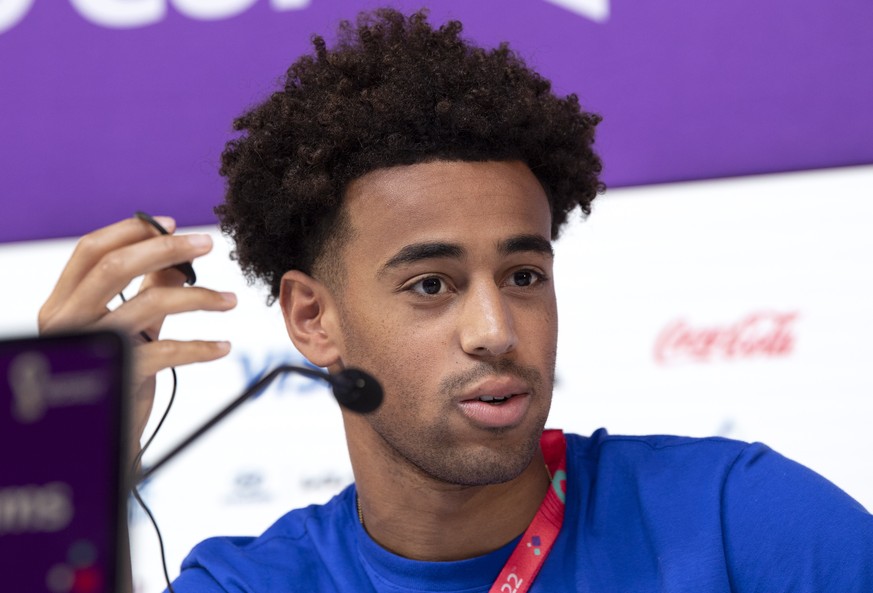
left=216, top=8, right=604, bottom=302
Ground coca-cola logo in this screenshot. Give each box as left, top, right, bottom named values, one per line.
left=654, top=311, right=799, bottom=365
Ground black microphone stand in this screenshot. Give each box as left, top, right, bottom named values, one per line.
left=138, top=364, right=330, bottom=483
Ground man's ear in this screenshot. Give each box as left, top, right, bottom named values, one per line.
left=278, top=270, right=343, bottom=368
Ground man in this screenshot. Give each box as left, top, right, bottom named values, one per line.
left=39, top=8, right=873, bottom=592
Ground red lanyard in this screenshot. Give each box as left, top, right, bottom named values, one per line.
left=489, top=429, right=567, bottom=593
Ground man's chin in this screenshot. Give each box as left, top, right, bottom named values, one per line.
left=413, top=432, right=544, bottom=487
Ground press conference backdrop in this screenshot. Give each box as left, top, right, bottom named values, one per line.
left=2, top=165, right=872, bottom=592
left=2, top=1, right=872, bottom=592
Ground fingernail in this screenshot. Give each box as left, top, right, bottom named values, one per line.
left=220, top=292, right=237, bottom=304
left=186, top=234, right=212, bottom=248
left=216, top=341, right=231, bottom=353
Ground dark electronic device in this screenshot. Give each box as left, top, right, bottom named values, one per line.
left=0, top=330, right=131, bottom=593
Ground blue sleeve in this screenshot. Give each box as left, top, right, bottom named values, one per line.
left=167, top=566, right=228, bottom=592
left=722, top=443, right=873, bottom=592
left=166, top=536, right=260, bottom=593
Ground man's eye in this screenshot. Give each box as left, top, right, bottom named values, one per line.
left=508, top=270, right=542, bottom=287
left=411, top=276, right=446, bottom=296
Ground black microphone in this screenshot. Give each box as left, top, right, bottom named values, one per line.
left=138, top=365, right=382, bottom=483
left=328, top=368, right=383, bottom=414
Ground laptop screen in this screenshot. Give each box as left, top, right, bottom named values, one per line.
left=0, top=330, right=130, bottom=593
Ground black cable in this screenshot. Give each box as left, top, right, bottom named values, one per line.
left=120, top=290, right=177, bottom=593
left=132, top=461, right=176, bottom=593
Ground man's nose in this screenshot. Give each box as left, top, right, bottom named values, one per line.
left=459, top=283, right=518, bottom=357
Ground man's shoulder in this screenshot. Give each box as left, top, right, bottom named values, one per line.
left=565, top=428, right=753, bottom=469
left=555, top=429, right=873, bottom=592
left=173, top=485, right=362, bottom=591
left=562, top=428, right=856, bottom=512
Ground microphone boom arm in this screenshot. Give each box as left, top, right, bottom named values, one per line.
left=137, top=364, right=332, bottom=484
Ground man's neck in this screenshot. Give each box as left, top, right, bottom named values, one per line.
left=350, top=440, right=549, bottom=562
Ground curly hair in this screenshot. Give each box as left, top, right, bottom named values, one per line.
left=216, top=8, right=604, bottom=302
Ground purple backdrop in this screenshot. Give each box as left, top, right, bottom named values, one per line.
left=1, top=0, right=871, bottom=243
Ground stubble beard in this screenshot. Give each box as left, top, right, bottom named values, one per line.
left=373, top=411, right=550, bottom=487
left=350, top=346, right=555, bottom=486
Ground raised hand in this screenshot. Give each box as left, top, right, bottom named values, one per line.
left=38, top=215, right=237, bottom=460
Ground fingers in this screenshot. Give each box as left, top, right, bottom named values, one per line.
left=96, top=286, right=237, bottom=337
left=38, top=216, right=238, bottom=466
left=44, top=216, right=176, bottom=315
left=75, top=234, right=213, bottom=323
left=134, top=339, right=232, bottom=381
left=139, top=262, right=192, bottom=292
left=130, top=266, right=197, bottom=337
left=129, top=339, right=232, bottom=461
left=42, top=230, right=214, bottom=332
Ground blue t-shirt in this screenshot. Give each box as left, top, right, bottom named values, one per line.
left=173, top=430, right=873, bottom=592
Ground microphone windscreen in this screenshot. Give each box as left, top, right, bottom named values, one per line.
left=331, top=368, right=383, bottom=414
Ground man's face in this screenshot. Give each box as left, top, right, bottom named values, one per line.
left=333, top=160, right=557, bottom=487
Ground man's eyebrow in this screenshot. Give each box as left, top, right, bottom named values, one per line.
left=498, top=234, right=554, bottom=258
left=380, top=242, right=466, bottom=274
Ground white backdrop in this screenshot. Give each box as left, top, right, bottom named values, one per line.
left=1, top=164, right=871, bottom=592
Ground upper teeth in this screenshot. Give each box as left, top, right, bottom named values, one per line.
left=479, top=395, right=509, bottom=402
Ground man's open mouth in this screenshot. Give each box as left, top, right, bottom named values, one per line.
left=477, top=395, right=513, bottom=405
